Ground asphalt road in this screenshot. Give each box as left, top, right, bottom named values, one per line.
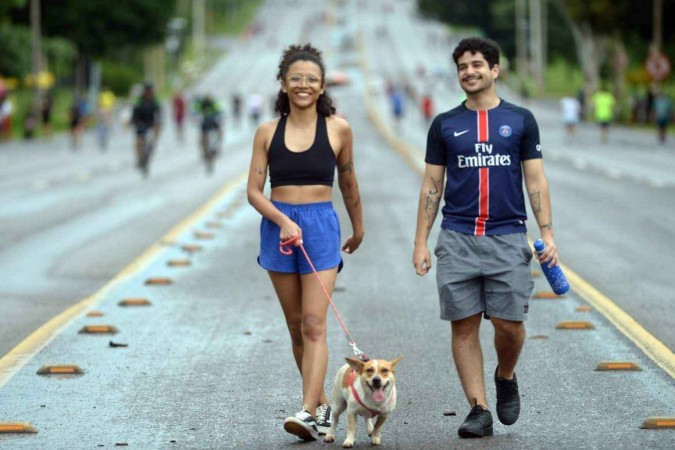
left=0, top=0, right=673, bottom=448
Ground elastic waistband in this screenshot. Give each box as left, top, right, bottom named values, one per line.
left=272, top=200, right=334, bottom=210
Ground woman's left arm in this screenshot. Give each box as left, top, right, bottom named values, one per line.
left=335, top=118, right=364, bottom=253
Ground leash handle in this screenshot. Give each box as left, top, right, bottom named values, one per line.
left=280, top=236, right=369, bottom=362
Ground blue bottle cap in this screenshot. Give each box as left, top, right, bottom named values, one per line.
left=533, top=239, right=545, bottom=252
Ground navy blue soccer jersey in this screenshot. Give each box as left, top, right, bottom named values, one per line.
left=425, top=99, right=542, bottom=236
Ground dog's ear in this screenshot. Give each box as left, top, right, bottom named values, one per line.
left=390, top=356, right=403, bottom=369
left=345, top=357, right=365, bottom=373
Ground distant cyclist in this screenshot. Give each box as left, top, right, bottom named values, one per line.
left=131, top=83, right=161, bottom=176
left=197, top=95, right=223, bottom=173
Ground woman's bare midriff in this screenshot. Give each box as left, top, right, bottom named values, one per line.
left=271, top=185, right=333, bottom=204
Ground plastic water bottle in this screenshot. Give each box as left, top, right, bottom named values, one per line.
left=533, top=239, right=569, bottom=295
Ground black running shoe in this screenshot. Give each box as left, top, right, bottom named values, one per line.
left=495, top=366, right=520, bottom=425
left=283, top=409, right=318, bottom=441
left=458, top=399, right=493, bottom=438
left=315, top=403, right=332, bottom=435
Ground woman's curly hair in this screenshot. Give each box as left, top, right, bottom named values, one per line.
left=274, top=43, right=336, bottom=117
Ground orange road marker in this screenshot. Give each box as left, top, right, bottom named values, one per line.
left=145, top=277, right=173, bottom=285
left=595, top=361, right=642, bottom=371
left=556, top=321, right=595, bottom=330
left=86, top=311, right=104, bottom=317
left=639, top=417, right=675, bottom=429
left=533, top=291, right=565, bottom=299
left=193, top=231, right=215, bottom=240
left=576, top=305, right=593, bottom=312
left=118, top=298, right=152, bottom=307
left=37, top=365, right=84, bottom=375
left=181, top=244, right=203, bottom=253
left=78, top=325, right=119, bottom=334
left=167, top=259, right=191, bottom=267
left=0, top=422, right=37, bottom=433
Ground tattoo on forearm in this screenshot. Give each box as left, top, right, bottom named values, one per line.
left=255, top=167, right=265, bottom=176
left=529, top=189, right=541, bottom=214
left=424, top=176, right=442, bottom=231
left=339, top=160, right=353, bottom=174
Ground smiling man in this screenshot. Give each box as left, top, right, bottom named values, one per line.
left=412, top=37, right=561, bottom=438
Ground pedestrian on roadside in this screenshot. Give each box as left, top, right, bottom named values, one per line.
left=69, top=95, right=87, bottom=150
left=247, top=92, right=263, bottom=126
left=172, top=90, right=186, bottom=142
left=560, top=92, right=581, bottom=141
left=591, top=85, right=616, bottom=143
left=231, top=92, right=242, bottom=127
left=0, top=89, right=14, bottom=142
left=421, top=93, right=434, bottom=125
left=247, top=43, right=364, bottom=442
left=97, top=85, right=116, bottom=151
left=413, top=37, right=560, bottom=439
left=652, top=89, right=672, bottom=144
left=40, top=91, right=53, bottom=137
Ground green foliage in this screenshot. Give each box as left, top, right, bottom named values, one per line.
left=206, top=0, right=263, bottom=35
left=0, top=23, right=31, bottom=78
left=101, top=59, right=143, bottom=97
left=41, top=0, right=178, bottom=58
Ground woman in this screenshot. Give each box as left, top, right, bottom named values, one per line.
left=247, top=43, right=364, bottom=441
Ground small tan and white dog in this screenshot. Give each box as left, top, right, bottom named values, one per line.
left=324, top=356, right=402, bottom=448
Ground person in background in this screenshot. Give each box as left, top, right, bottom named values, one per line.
left=97, top=85, right=116, bottom=151
left=652, top=89, right=673, bottom=144
left=0, top=89, right=14, bottom=141
left=40, top=91, right=53, bottom=137
left=172, top=90, right=186, bottom=143
left=591, top=86, right=616, bottom=144
left=560, top=92, right=581, bottom=141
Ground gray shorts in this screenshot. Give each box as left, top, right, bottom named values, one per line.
left=434, top=229, right=534, bottom=322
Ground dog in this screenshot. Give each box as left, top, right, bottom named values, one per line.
left=324, top=356, right=402, bottom=448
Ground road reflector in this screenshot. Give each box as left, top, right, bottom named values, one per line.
left=86, top=311, right=104, bottom=317
left=595, top=361, right=642, bottom=371
left=533, top=291, right=565, bottom=299
left=37, top=365, right=84, bottom=375
left=194, top=231, right=215, bottom=240
left=118, top=298, right=152, bottom=307
left=167, top=259, right=191, bottom=267
left=640, top=417, right=675, bottom=429
left=217, top=211, right=232, bottom=218
left=0, top=422, right=37, bottom=433
left=531, top=271, right=541, bottom=277
left=530, top=334, right=549, bottom=340
left=556, top=321, right=595, bottom=330
left=79, top=325, right=119, bottom=334
left=205, top=221, right=222, bottom=229
left=181, top=244, right=202, bottom=253
left=576, top=305, right=593, bottom=312
left=145, top=277, right=173, bottom=285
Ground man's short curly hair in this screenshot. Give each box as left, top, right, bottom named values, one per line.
left=452, top=37, right=501, bottom=69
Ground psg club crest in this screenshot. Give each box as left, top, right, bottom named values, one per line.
left=499, top=125, right=512, bottom=137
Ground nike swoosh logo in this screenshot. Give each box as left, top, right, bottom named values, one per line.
left=453, top=130, right=469, bottom=137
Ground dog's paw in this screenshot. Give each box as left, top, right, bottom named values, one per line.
left=324, top=435, right=335, bottom=443
left=342, top=440, right=354, bottom=448
left=370, top=436, right=381, bottom=446
left=366, top=420, right=374, bottom=436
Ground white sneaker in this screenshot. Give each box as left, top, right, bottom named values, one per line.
left=283, top=409, right=318, bottom=441
left=315, top=403, right=332, bottom=435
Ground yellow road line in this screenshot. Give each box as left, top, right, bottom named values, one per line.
left=358, top=37, right=675, bottom=379
left=0, top=172, right=248, bottom=388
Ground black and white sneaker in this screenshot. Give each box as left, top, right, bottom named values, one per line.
left=283, top=409, right=319, bottom=441
left=315, top=404, right=332, bottom=435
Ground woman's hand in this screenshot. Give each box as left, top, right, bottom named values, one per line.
left=342, top=232, right=364, bottom=254
left=279, top=219, right=302, bottom=245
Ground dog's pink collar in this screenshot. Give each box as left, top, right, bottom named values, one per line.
left=348, top=370, right=381, bottom=418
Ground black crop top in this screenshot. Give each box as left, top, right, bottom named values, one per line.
left=268, top=114, right=336, bottom=188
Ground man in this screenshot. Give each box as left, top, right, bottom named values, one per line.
left=131, top=83, right=161, bottom=175
left=591, top=86, right=615, bottom=143
left=412, top=37, right=560, bottom=438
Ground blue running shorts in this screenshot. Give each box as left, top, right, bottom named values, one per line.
left=258, top=201, right=343, bottom=274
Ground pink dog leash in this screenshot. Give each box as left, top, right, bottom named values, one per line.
left=280, top=235, right=369, bottom=362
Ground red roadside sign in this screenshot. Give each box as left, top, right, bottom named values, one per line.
left=646, top=52, right=671, bottom=81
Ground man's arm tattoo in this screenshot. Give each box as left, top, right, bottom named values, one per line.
left=529, top=189, right=541, bottom=214
left=424, top=176, right=442, bottom=231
